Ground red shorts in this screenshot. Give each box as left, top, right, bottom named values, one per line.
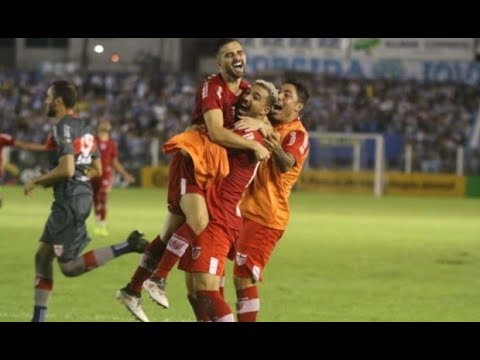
left=178, top=221, right=238, bottom=277
left=167, top=152, right=204, bottom=216
left=233, top=217, right=284, bottom=282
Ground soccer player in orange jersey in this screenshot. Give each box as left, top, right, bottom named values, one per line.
left=232, top=80, right=310, bottom=321
left=91, top=119, right=135, bottom=237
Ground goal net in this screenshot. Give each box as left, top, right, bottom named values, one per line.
left=304, top=132, right=386, bottom=196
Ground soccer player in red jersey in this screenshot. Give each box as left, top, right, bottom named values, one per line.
left=91, top=119, right=135, bottom=236
left=232, top=80, right=310, bottom=321
left=116, top=39, right=269, bottom=321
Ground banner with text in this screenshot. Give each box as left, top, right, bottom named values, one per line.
left=299, top=170, right=466, bottom=197
left=242, top=38, right=479, bottom=85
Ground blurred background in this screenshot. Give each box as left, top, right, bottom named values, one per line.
left=2, top=39, right=480, bottom=322
left=1, top=38, right=480, bottom=197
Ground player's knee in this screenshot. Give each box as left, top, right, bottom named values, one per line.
left=59, top=261, right=83, bottom=277
left=188, top=214, right=209, bottom=234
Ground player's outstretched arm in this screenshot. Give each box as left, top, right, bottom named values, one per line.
left=14, top=140, right=48, bottom=152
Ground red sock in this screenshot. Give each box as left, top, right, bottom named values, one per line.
left=187, top=294, right=210, bottom=322
left=197, top=290, right=234, bottom=322
left=145, top=235, right=167, bottom=259
left=128, top=235, right=166, bottom=294
left=236, top=286, right=259, bottom=322
left=35, top=277, right=53, bottom=291
left=128, top=267, right=152, bottom=295
left=82, top=250, right=98, bottom=270
left=152, top=224, right=195, bottom=280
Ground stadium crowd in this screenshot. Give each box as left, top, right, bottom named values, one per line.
left=1, top=68, right=479, bottom=175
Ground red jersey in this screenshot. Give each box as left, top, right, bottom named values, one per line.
left=192, top=73, right=250, bottom=129
left=206, top=129, right=264, bottom=231
left=95, top=136, right=118, bottom=179
left=0, top=133, right=15, bottom=177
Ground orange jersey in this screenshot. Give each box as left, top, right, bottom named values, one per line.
left=240, top=118, right=309, bottom=230
left=163, top=130, right=229, bottom=190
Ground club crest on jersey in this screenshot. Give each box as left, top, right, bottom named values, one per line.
left=191, top=246, right=201, bottom=260
left=235, top=252, right=248, bottom=266
left=53, top=244, right=64, bottom=257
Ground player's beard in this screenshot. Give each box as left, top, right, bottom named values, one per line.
left=226, top=64, right=244, bottom=80
left=47, top=104, right=56, bottom=117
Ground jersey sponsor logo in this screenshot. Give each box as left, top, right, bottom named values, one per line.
left=192, top=246, right=201, bottom=260
left=235, top=252, right=248, bottom=266
left=53, top=244, right=64, bottom=257
left=75, top=133, right=95, bottom=165
left=216, top=86, right=223, bottom=100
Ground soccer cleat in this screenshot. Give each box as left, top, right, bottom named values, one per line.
left=127, top=230, right=150, bottom=253
left=116, top=288, right=150, bottom=322
left=143, top=278, right=169, bottom=309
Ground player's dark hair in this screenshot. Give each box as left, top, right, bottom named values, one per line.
left=284, top=79, right=310, bottom=105
left=50, top=80, right=77, bottom=108
left=215, top=38, right=242, bottom=55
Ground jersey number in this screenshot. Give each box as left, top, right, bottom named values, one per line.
left=76, top=134, right=94, bottom=165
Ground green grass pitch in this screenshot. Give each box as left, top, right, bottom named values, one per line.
left=1, top=186, right=479, bottom=322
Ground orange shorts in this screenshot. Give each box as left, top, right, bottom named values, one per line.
left=178, top=220, right=238, bottom=277
left=167, top=152, right=204, bottom=216
left=233, top=217, right=284, bottom=282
